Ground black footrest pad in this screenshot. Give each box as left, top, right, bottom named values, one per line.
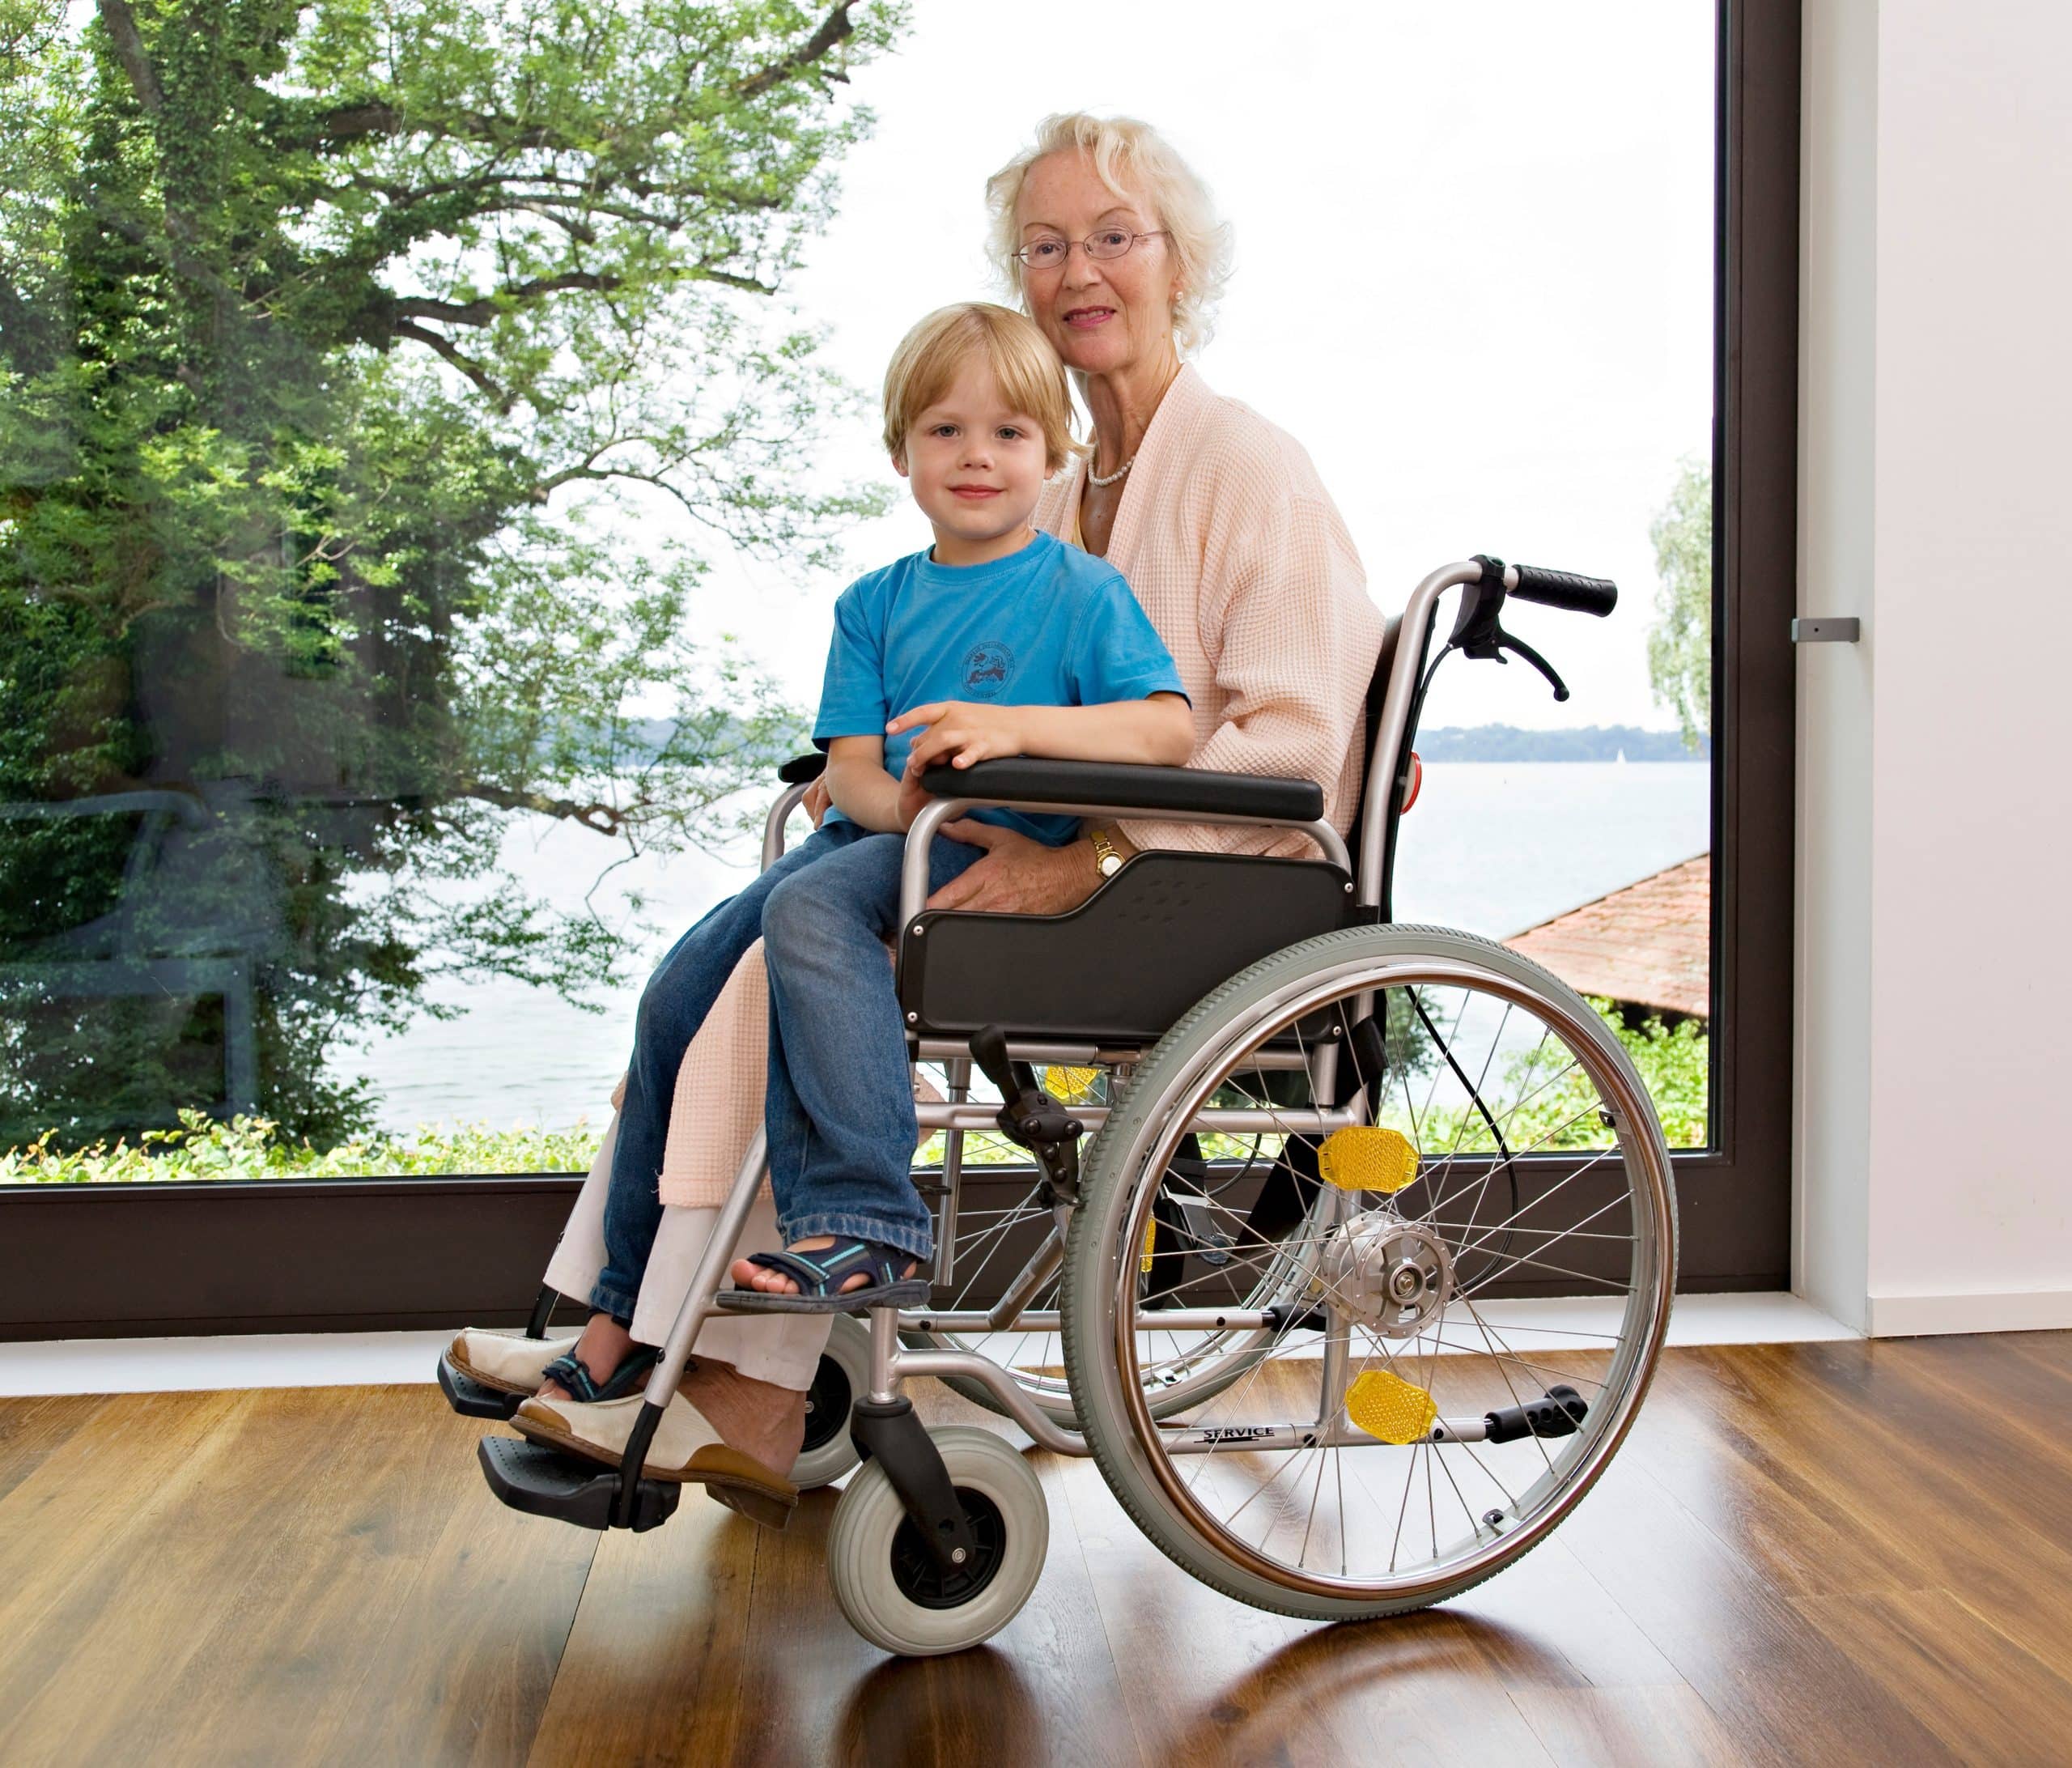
left=438, top=1354, right=523, bottom=1420
left=477, top=1435, right=680, bottom=1532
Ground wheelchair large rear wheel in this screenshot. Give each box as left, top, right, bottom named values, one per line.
left=1059, top=924, right=1677, bottom=1621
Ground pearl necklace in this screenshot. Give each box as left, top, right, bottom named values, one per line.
left=1087, top=453, right=1135, bottom=489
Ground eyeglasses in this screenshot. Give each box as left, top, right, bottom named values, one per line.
left=1012, top=228, right=1168, bottom=270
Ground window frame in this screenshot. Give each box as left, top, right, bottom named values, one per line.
left=0, top=0, right=1800, bottom=1337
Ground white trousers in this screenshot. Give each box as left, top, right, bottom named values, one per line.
left=540, top=1114, right=832, bottom=1391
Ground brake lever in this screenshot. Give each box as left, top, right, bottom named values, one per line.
left=1499, top=629, right=1570, bottom=703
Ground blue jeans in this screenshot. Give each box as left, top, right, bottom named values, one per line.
left=592, top=820, right=982, bottom=1320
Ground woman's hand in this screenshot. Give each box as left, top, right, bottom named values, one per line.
left=888, top=701, right=1026, bottom=771
left=926, top=820, right=1098, bottom=915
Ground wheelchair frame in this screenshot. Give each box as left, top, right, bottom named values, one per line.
left=465, top=554, right=1675, bottom=1650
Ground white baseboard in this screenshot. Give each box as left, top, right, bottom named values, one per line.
left=0, top=1293, right=1861, bottom=1399
left=1866, top=1289, right=2072, bottom=1337
left=0, top=1329, right=454, bottom=1398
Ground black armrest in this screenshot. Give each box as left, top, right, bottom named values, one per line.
left=916, top=757, right=1323, bottom=823
left=777, top=753, right=827, bottom=784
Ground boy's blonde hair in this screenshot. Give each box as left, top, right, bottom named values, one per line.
left=882, top=302, right=1078, bottom=475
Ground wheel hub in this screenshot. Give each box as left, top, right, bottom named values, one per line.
left=1324, top=1210, right=1454, bottom=1337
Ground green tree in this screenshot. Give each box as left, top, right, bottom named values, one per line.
left=0, top=0, right=903, bottom=1147
left=1645, top=458, right=1712, bottom=749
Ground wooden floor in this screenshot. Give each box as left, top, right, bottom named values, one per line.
left=4, top=1334, right=2072, bottom=1766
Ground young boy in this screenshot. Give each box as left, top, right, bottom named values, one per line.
left=724, top=300, right=1191, bottom=1308
left=524, top=303, right=1188, bottom=1419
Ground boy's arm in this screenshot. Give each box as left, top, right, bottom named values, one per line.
left=889, top=693, right=1194, bottom=773
left=823, top=735, right=908, bottom=833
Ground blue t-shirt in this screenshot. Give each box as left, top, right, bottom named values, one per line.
left=813, top=529, right=1187, bottom=846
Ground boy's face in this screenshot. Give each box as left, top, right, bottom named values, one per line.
left=895, top=360, right=1049, bottom=565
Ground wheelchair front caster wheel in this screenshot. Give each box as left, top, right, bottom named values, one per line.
left=825, top=1426, right=1048, bottom=1655
left=790, top=1315, right=870, bottom=1490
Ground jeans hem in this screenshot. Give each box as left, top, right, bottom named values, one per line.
left=780, top=1211, right=933, bottom=1264
left=587, top=1279, right=639, bottom=1324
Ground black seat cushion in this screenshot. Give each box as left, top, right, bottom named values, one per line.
left=915, top=757, right=1323, bottom=824
left=898, top=849, right=1350, bottom=1046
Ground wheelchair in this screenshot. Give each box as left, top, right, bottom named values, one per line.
left=442, top=555, right=1678, bottom=1656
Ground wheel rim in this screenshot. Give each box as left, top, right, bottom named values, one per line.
left=888, top=1488, right=1007, bottom=1609
left=800, top=1354, right=851, bottom=1456
left=1083, top=939, right=1675, bottom=1604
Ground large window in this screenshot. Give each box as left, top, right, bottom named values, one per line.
left=2, top=2, right=1794, bottom=1322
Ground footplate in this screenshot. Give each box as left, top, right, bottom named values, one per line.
left=476, top=1435, right=680, bottom=1532
left=437, top=1353, right=524, bottom=1420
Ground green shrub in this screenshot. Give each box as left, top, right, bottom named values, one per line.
left=2, top=1109, right=604, bottom=1184
left=5, top=1012, right=1707, bottom=1185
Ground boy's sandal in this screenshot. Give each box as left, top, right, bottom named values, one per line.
left=511, top=1389, right=799, bottom=1528
left=536, top=1343, right=660, bottom=1404
left=717, top=1239, right=931, bottom=1315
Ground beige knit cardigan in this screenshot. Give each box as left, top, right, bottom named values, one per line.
left=645, top=363, right=1382, bottom=1208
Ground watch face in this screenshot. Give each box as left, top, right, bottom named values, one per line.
left=1098, top=853, right=1123, bottom=878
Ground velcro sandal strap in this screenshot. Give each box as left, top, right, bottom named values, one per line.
left=743, top=1240, right=906, bottom=1298
left=540, top=1345, right=660, bottom=1404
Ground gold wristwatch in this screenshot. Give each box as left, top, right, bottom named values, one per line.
left=1089, top=826, right=1124, bottom=881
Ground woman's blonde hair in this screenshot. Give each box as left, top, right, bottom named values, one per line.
left=881, top=302, right=1079, bottom=474
left=986, top=113, right=1233, bottom=357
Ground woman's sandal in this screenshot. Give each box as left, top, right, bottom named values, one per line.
left=717, top=1239, right=931, bottom=1315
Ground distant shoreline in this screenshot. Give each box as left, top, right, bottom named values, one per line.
left=1417, top=725, right=1709, bottom=763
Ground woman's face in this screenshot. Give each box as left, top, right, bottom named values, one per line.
left=1015, top=151, right=1179, bottom=381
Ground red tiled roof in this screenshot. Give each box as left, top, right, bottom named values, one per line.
left=1506, top=854, right=1710, bottom=1020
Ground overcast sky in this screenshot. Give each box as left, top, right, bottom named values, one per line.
left=688, top=0, right=1717, bottom=733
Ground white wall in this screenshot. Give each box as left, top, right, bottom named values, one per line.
left=1797, top=0, right=2072, bottom=1335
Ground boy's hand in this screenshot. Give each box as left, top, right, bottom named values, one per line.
left=887, top=700, right=1026, bottom=771
left=895, top=754, right=934, bottom=830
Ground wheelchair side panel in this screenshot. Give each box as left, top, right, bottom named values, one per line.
left=898, top=850, right=1351, bottom=1046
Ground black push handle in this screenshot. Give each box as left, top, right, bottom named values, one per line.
left=1508, top=563, right=1619, bottom=618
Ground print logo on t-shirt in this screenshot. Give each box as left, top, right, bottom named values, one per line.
left=962, top=640, right=1014, bottom=699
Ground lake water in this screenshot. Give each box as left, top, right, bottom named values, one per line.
left=336, top=762, right=1710, bottom=1133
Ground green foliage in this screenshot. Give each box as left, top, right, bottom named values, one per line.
left=1646, top=458, right=1713, bottom=750
left=1, top=1107, right=604, bottom=1180
left=0, top=0, right=904, bottom=1149
left=6, top=1006, right=1708, bottom=1184
left=1395, top=997, right=1709, bottom=1154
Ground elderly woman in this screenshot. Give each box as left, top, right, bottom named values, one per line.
left=447, top=112, right=1382, bottom=1497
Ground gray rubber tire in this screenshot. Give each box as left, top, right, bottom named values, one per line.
left=825, top=1426, right=1049, bottom=1656
left=1059, top=923, right=1678, bottom=1623
left=788, top=1314, right=869, bottom=1490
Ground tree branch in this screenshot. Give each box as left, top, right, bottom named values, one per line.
left=392, top=261, right=772, bottom=331
left=458, top=781, right=647, bottom=836
left=395, top=273, right=624, bottom=327
left=391, top=320, right=512, bottom=410
left=95, top=0, right=163, bottom=114
left=737, top=2, right=859, bottom=99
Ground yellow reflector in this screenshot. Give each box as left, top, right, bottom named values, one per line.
left=1044, top=1065, right=1100, bottom=1104
left=1140, top=1213, right=1157, bottom=1274
left=1317, top=1127, right=1421, bottom=1193
left=1346, top=1370, right=1438, bottom=1444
